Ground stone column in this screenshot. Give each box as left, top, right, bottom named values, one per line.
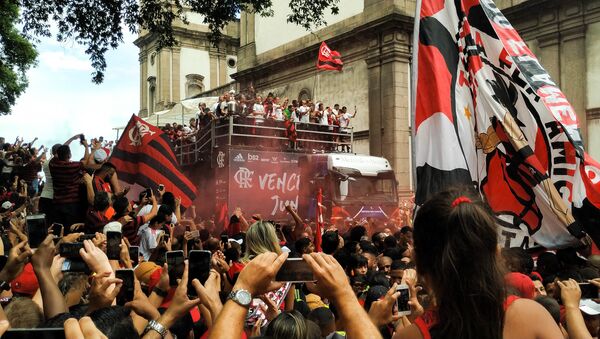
left=366, top=29, right=413, bottom=196
left=560, top=26, right=587, bottom=142
left=139, top=52, right=148, bottom=117
left=172, top=47, right=181, bottom=101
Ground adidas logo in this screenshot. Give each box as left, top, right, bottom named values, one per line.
left=233, top=153, right=245, bottom=162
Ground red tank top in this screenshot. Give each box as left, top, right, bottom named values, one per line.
left=414, top=295, right=519, bottom=339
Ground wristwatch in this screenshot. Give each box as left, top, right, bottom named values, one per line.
left=142, top=320, right=168, bottom=338
left=227, top=289, right=252, bottom=307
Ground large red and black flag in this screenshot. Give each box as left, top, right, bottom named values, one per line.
left=111, top=115, right=197, bottom=208
left=413, top=0, right=600, bottom=249
left=317, top=42, right=343, bottom=71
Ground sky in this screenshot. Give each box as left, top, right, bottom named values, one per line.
left=0, top=28, right=140, bottom=159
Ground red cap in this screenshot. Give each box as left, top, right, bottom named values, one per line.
left=10, top=263, right=39, bottom=297
left=505, top=272, right=535, bottom=299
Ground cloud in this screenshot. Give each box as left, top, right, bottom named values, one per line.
left=39, top=51, right=93, bottom=71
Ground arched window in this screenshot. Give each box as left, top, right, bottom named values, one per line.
left=298, top=88, right=311, bottom=101
left=186, top=74, right=205, bottom=98
left=148, top=76, right=156, bottom=114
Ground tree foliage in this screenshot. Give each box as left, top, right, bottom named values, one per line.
left=0, top=0, right=37, bottom=115
left=18, top=0, right=340, bottom=85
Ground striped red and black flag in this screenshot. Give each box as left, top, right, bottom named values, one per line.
left=317, top=42, right=343, bottom=71
left=111, top=115, right=197, bottom=208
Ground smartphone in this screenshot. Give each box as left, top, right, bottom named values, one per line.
left=116, top=269, right=135, bottom=306
left=4, top=328, right=66, bottom=339
left=78, top=234, right=96, bottom=242
left=188, top=250, right=211, bottom=296
left=145, top=188, right=152, bottom=197
left=61, top=259, right=89, bottom=273
left=158, top=184, right=165, bottom=191
left=49, top=223, right=63, bottom=237
left=79, top=134, right=85, bottom=144
left=163, top=234, right=170, bottom=243
left=220, top=234, right=228, bottom=244
left=275, top=258, right=315, bottom=283
left=129, top=246, right=139, bottom=267
left=166, top=251, right=185, bottom=286
left=99, top=136, right=104, bottom=142
left=106, top=231, right=122, bottom=260
left=26, top=214, right=47, bottom=248
left=579, top=283, right=599, bottom=299
left=59, top=242, right=84, bottom=259
left=0, top=255, right=7, bottom=272
left=396, top=284, right=411, bottom=316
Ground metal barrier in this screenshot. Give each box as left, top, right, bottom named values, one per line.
left=175, top=116, right=354, bottom=166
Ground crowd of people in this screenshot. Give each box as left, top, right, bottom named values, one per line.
left=161, top=90, right=358, bottom=154
left=0, top=132, right=600, bottom=338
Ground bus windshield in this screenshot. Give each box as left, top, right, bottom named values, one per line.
left=336, top=176, right=397, bottom=203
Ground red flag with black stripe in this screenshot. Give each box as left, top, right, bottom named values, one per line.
left=110, top=115, right=197, bottom=208
left=317, top=42, right=343, bottom=71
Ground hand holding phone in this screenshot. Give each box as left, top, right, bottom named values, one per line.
left=26, top=214, right=47, bottom=248
left=116, top=269, right=135, bottom=305
left=275, top=258, right=315, bottom=283
left=166, top=251, right=185, bottom=286
left=188, top=250, right=211, bottom=297
left=106, top=231, right=122, bottom=260
left=396, top=284, right=411, bottom=316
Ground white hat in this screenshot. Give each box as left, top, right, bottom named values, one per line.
left=580, top=299, right=600, bottom=315
left=103, top=221, right=122, bottom=234
left=1, top=201, right=13, bottom=211
left=94, top=149, right=108, bottom=163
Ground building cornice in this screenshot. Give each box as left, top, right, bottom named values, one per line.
left=232, top=12, right=413, bottom=85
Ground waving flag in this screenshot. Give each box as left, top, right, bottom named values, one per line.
left=111, top=115, right=197, bottom=208
left=317, top=42, right=343, bottom=71
left=413, top=0, right=600, bottom=249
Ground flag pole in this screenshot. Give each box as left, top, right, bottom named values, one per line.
left=410, top=0, right=422, bottom=197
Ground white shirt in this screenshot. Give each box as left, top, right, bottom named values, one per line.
left=298, top=106, right=309, bottom=123
left=137, top=204, right=177, bottom=226
left=319, top=111, right=329, bottom=125
left=339, top=113, right=352, bottom=128
left=138, top=225, right=164, bottom=260
left=40, top=161, right=54, bottom=199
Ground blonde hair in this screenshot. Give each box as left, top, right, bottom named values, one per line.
left=243, top=221, right=281, bottom=262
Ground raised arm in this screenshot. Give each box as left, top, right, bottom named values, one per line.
left=285, top=203, right=305, bottom=242
left=31, top=235, right=68, bottom=319
left=559, top=279, right=594, bottom=339
left=304, top=252, right=383, bottom=339
left=141, top=193, right=158, bottom=224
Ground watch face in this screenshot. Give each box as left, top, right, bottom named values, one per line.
left=236, top=290, right=252, bottom=305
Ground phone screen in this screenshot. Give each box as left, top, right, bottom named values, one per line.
left=166, top=251, right=185, bottom=286
left=49, top=223, right=63, bottom=237
left=188, top=250, right=211, bottom=296
left=129, top=246, right=139, bottom=267
left=275, top=258, right=315, bottom=282
left=78, top=234, right=96, bottom=242
left=26, top=214, right=47, bottom=248
left=396, top=285, right=411, bottom=314
left=220, top=234, right=228, bottom=244
left=59, top=242, right=84, bottom=259
left=116, top=269, right=135, bottom=306
left=61, top=259, right=89, bottom=273
left=106, top=231, right=122, bottom=260
left=580, top=283, right=599, bottom=299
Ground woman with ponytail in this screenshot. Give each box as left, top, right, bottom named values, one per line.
left=393, top=189, right=562, bottom=339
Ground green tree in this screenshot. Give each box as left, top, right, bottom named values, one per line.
left=19, top=0, right=340, bottom=85
left=0, top=0, right=37, bottom=115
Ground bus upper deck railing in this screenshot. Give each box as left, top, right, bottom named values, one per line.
left=173, top=116, right=354, bottom=166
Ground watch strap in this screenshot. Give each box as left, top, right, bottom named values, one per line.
left=227, top=289, right=251, bottom=307
left=142, top=319, right=167, bottom=338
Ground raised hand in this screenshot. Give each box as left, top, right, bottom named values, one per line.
left=303, top=252, right=353, bottom=301
left=87, top=272, right=122, bottom=313
left=233, top=252, right=288, bottom=296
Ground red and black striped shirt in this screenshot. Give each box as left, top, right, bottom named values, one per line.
left=49, top=158, right=83, bottom=205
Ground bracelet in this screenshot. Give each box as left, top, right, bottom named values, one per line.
left=152, top=287, right=168, bottom=298
left=142, top=319, right=167, bottom=338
